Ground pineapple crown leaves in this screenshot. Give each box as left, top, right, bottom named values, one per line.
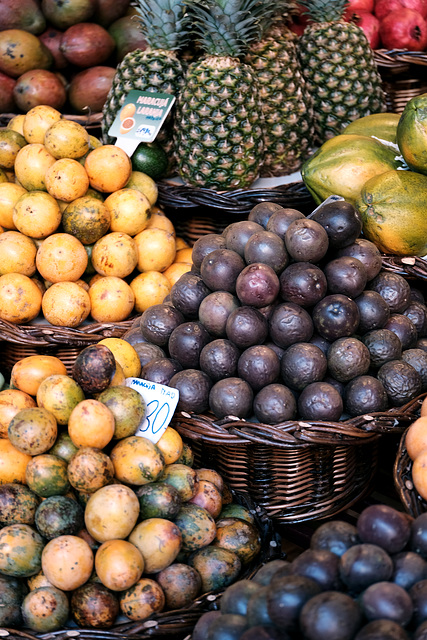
left=298, top=0, right=350, bottom=23
left=134, top=0, right=191, bottom=50
left=186, top=0, right=268, bottom=58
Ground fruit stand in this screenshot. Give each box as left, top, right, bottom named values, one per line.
left=3, top=0, right=427, bottom=638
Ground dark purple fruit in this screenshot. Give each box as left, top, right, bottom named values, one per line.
left=200, top=248, right=245, bottom=293
left=133, top=342, right=166, bottom=368
left=235, top=263, right=280, bottom=307
left=266, top=207, right=305, bottom=239
left=309, top=333, right=331, bottom=355
left=246, top=586, right=275, bottom=628
left=223, top=220, right=264, bottom=256
left=291, top=549, right=341, bottom=590
left=402, top=349, right=427, bottom=391
left=244, top=230, right=289, bottom=274
left=299, top=590, right=362, bottom=640
left=279, top=262, right=327, bottom=308
left=169, top=369, right=212, bottom=414
left=416, top=620, right=427, bottom=640
left=362, top=329, right=402, bottom=368
left=71, top=582, right=119, bottom=629
left=339, top=543, right=393, bottom=593
left=72, top=344, right=116, bottom=395
left=368, top=272, right=411, bottom=314
left=0, top=574, right=26, bottom=627
left=253, top=383, right=297, bottom=424
left=384, top=314, right=418, bottom=350
left=269, top=302, right=314, bottom=348
left=411, top=513, right=427, bottom=558
left=377, top=359, right=422, bottom=406
left=192, top=233, right=226, bottom=270
left=220, top=579, right=259, bottom=615
left=310, top=520, right=359, bottom=557
left=310, top=199, right=362, bottom=249
left=355, top=619, right=409, bottom=640
left=226, top=306, right=268, bottom=349
left=344, top=375, right=388, bottom=417
left=199, top=339, right=240, bottom=382
left=298, top=382, right=343, bottom=421
left=193, top=611, right=222, bottom=640
left=266, top=574, right=322, bottom=630
left=411, top=288, right=425, bottom=303
left=392, top=551, right=427, bottom=590
left=140, top=303, right=184, bottom=346
left=280, top=343, right=327, bottom=391
left=206, top=613, right=248, bottom=640
left=198, top=291, right=240, bottom=337
left=336, top=238, right=382, bottom=281
left=35, top=495, right=84, bottom=539
left=237, top=345, right=280, bottom=391
left=170, top=272, right=211, bottom=319
left=140, top=358, right=182, bottom=385
left=284, top=218, right=329, bottom=263
left=248, top=201, right=284, bottom=228
left=253, top=559, right=292, bottom=585
left=417, top=338, right=427, bottom=353
left=357, top=504, right=411, bottom=554
left=240, top=626, right=286, bottom=640
left=312, top=294, right=360, bottom=341
left=324, top=256, right=367, bottom=298
left=122, top=326, right=148, bottom=347
left=168, top=321, right=211, bottom=369
left=404, top=302, right=427, bottom=337
left=327, top=337, right=371, bottom=382
left=410, top=579, right=427, bottom=626
left=209, top=377, right=254, bottom=419
left=354, top=291, right=390, bottom=334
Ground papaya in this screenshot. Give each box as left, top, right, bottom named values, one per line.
left=342, top=113, right=400, bottom=144
left=397, top=93, right=427, bottom=175
left=355, top=169, right=427, bottom=256
left=302, top=134, right=406, bottom=206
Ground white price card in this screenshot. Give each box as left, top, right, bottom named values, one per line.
left=125, top=377, right=179, bottom=444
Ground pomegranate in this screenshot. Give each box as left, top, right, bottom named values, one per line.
left=350, top=11, right=381, bottom=48
left=344, top=0, right=375, bottom=20
left=375, top=0, right=427, bottom=21
left=379, top=8, right=427, bottom=50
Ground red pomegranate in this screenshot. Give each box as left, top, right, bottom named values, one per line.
left=379, top=8, right=427, bottom=50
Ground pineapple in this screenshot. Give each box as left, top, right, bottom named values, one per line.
left=247, top=13, right=315, bottom=178
left=174, top=0, right=266, bottom=190
left=101, top=0, right=190, bottom=164
left=297, top=0, right=386, bottom=144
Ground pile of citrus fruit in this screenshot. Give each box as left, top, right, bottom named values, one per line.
left=0, top=104, right=193, bottom=327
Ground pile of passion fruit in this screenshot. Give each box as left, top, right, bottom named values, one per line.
left=125, top=199, right=427, bottom=423
left=193, top=503, right=427, bottom=640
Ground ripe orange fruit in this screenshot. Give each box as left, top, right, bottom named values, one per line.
left=406, top=416, right=427, bottom=461
left=134, top=228, right=176, bottom=273
left=84, top=145, right=132, bottom=193
left=42, top=281, right=91, bottom=327
left=14, top=143, right=56, bottom=191
left=421, top=396, right=427, bottom=417
left=125, top=170, right=158, bottom=206
left=0, top=273, right=42, bottom=323
left=44, top=119, right=90, bottom=159
left=22, top=105, right=62, bottom=144
left=68, top=399, right=115, bottom=449
left=89, top=276, right=135, bottom=323
left=0, top=182, right=26, bottom=228
left=97, top=338, right=141, bottom=378
left=0, top=388, right=36, bottom=438
left=0, top=230, right=37, bottom=276
left=36, top=233, right=88, bottom=283
left=91, top=232, right=138, bottom=278
left=11, top=355, right=67, bottom=397
left=0, top=438, right=32, bottom=484
left=13, top=191, right=62, bottom=238
left=163, top=262, right=192, bottom=287
left=105, top=188, right=151, bottom=236
left=412, top=449, right=427, bottom=500
left=0, top=129, right=27, bottom=170
left=175, top=247, right=193, bottom=264
left=130, top=271, right=171, bottom=313
left=145, top=210, right=175, bottom=236
left=45, top=158, right=89, bottom=202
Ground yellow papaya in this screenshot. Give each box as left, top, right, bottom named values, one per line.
left=343, top=113, right=400, bottom=144
left=397, top=93, right=427, bottom=175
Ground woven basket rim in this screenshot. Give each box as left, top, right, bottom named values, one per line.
left=374, top=48, right=427, bottom=68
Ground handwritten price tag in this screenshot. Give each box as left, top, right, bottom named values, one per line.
left=125, top=377, right=179, bottom=444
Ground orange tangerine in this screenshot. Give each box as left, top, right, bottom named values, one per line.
left=84, top=145, right=132, bottom=193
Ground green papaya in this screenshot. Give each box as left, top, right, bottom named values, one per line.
left=302, top=134, right=406, bottom=206
left=342, top=113, right=400, bottom=144
left=355, top=169, right=427, bottom=257
left=397, top=93, right=427, bottom=175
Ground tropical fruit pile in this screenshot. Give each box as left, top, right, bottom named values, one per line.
left=128, top=198, right=427, bottom=424
left=0, top=346, right=263, bottom=631
left=0, top=105, right=193, bottom=328
left=194, top=502, right=427, bottom=640
left=303, top=95, right=427, bottom=257
left=0, top=0, right=145, bottom=115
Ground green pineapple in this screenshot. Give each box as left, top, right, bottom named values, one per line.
left=101, top=0, right=190, bottom=164
left=174, top=0, right=266, bottom=190
left=297, top=0, right=386, bottom=144
left=246, top=10, right=315, bottom=177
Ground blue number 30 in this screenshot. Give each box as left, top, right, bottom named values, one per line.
left=143, top=399, right=171, bottom=435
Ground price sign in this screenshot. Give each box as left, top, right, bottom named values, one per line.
left=125, top=377, right=179, bottom=444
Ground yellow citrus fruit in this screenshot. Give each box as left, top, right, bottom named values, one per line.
left=0, top=182, right=26, bottom=228
left=13, top=190, right=62, bottom=238
left=0, top=230, right=37, bottom=276
left=125, top=170, right=158, bottom=206
left=89, top=277, right=135, bottom=323
left=14, top=144, right=56, bottom=191
left=0, top=273, right=42, bottom=323
left=36, top=233, right=88, bottom=283
left=84, top=145, right=132, bottom=193
left=130, top=271, right=171, bottom=313
left=23, top=105, right=62, bottom=144
left=91, top=231, right=138, bottom=278
left=42, top=281, right=91, bottom=327
left=44, top=119, right=90, bottom=159
left=134, top=228, right=176, bottom=273
left=105, top=188, right=151, bottom=236
left=45, top=158, right=89, bottom=202
left=98, top=338, right=141, bottom=378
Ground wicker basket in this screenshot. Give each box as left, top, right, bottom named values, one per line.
left=171, top=394, right=425, bottom=525
left=394, top=424, right=427, bottom=518
left=374, top=49, right=427, bottom=113
left=0, top=491, right=282, bottom=640
left=0, top=111, right=103, bottom=133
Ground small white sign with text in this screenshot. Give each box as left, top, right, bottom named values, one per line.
left=125, top=377, right=179, bottom=444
